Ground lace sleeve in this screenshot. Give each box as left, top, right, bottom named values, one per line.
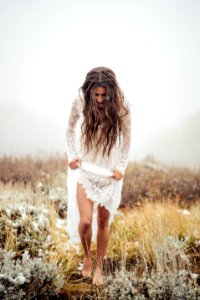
left=115, top=102, right=131, bottom=174
left=66, top=98, right=80, bottom=161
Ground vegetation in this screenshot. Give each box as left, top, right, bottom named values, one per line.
left=0, top=155, right=200, bottom=299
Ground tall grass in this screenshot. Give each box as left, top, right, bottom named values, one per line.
left=0, top=155, right=200, bottom=298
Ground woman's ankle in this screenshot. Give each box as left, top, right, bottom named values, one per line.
left=95, top=259, right=103, bottom=270
left=83, top=255, right=93, bottom=266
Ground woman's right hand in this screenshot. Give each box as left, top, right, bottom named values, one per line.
left=68, top=158, right=81, bottom=169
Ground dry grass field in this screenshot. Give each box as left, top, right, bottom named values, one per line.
left=0, top=155, right=200, bottom=299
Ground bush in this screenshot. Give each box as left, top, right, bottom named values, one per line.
left=0, top=204, right=52, bottom=256
left=104, top=237, right=200, bottom=299
left=121, top=163, right=200, bottom=207
left=0, top=250, right=64, bottom=300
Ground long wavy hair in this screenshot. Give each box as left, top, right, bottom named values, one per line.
left=80, top=66, right=128, bottom=156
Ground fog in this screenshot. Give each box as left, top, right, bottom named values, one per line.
left=0, top=0, right=200, bottom=166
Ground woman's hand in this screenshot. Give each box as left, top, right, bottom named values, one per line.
left=68, top=158, right=81, bottom=169
left=112, top=169, right=123, bottom=180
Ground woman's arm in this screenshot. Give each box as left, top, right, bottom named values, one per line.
left=115, top=102, right=132, bottom=175
left=66, top=98, right=80, bottom=164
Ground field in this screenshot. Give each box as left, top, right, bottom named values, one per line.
left=0, top=155, right=200, bottom=299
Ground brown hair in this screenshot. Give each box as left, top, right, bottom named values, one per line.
left=80, top=66, right=128, bottom=156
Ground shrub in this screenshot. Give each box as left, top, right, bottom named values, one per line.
left=122, top=163, right=200, bottom=207
left=104, top=236, right=200, bottom=299
left=0, top=250, right=64, bottom=300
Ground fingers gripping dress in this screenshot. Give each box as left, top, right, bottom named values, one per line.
left=66, top=94, right=131, bottom=244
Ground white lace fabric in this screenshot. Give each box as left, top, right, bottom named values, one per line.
left=66, top=94, right=131, bottom=244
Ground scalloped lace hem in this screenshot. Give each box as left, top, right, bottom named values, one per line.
left=78, top=176, right=116, bottom=216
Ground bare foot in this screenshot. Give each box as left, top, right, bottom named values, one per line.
left=81, top=257, right=92, bottom=278
left=92, top=267, right=103, bottom=286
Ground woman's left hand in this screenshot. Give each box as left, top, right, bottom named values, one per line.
left=112, top=169, right=123, bottom=180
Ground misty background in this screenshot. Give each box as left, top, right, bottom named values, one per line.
left=0, top=0, right=200, bottom=167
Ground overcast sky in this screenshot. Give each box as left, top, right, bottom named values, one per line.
left=0, top=0, right=200, bottom=163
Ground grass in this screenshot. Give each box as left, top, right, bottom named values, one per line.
left=0, top=155, right=200, bottom=299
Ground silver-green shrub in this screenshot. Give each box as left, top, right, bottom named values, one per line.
left=0, top=204, right=52, bottom=256
left=104, top=236, right=200, bottom=299
left=105, top=270, right=146, bottom=300
left=0, top=250, right=64, bottom=300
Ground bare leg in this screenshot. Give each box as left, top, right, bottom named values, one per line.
left=93, top=205, right=110, bottom=285
left=77, top=183, right=93, bottom=277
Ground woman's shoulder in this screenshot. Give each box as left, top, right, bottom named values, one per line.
left=72, top=91, right=84, bottom=113
left=120, top=98, right=131, bottom=118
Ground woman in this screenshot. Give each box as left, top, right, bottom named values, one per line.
left=66, top=66, right=131, bottom=285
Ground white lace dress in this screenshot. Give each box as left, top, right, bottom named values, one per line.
left=66, top=94, right=131, bottom=244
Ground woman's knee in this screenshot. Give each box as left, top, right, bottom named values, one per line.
left=79, top=218, right=92, bottom=232
left=97, top=217, right=109, bottom=230
left=97, top=205, right=110, bottom=229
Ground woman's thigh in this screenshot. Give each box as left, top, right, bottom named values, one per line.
left=77, top=183, right=93, bottom=221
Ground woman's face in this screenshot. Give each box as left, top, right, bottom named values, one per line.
left=94, top=86, right=106, bottom=109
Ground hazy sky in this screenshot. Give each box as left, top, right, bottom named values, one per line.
left=0, top=0, right=200, bottom=161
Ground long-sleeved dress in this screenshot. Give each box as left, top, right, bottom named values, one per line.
left=66, top=93, right=131, bottom=244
